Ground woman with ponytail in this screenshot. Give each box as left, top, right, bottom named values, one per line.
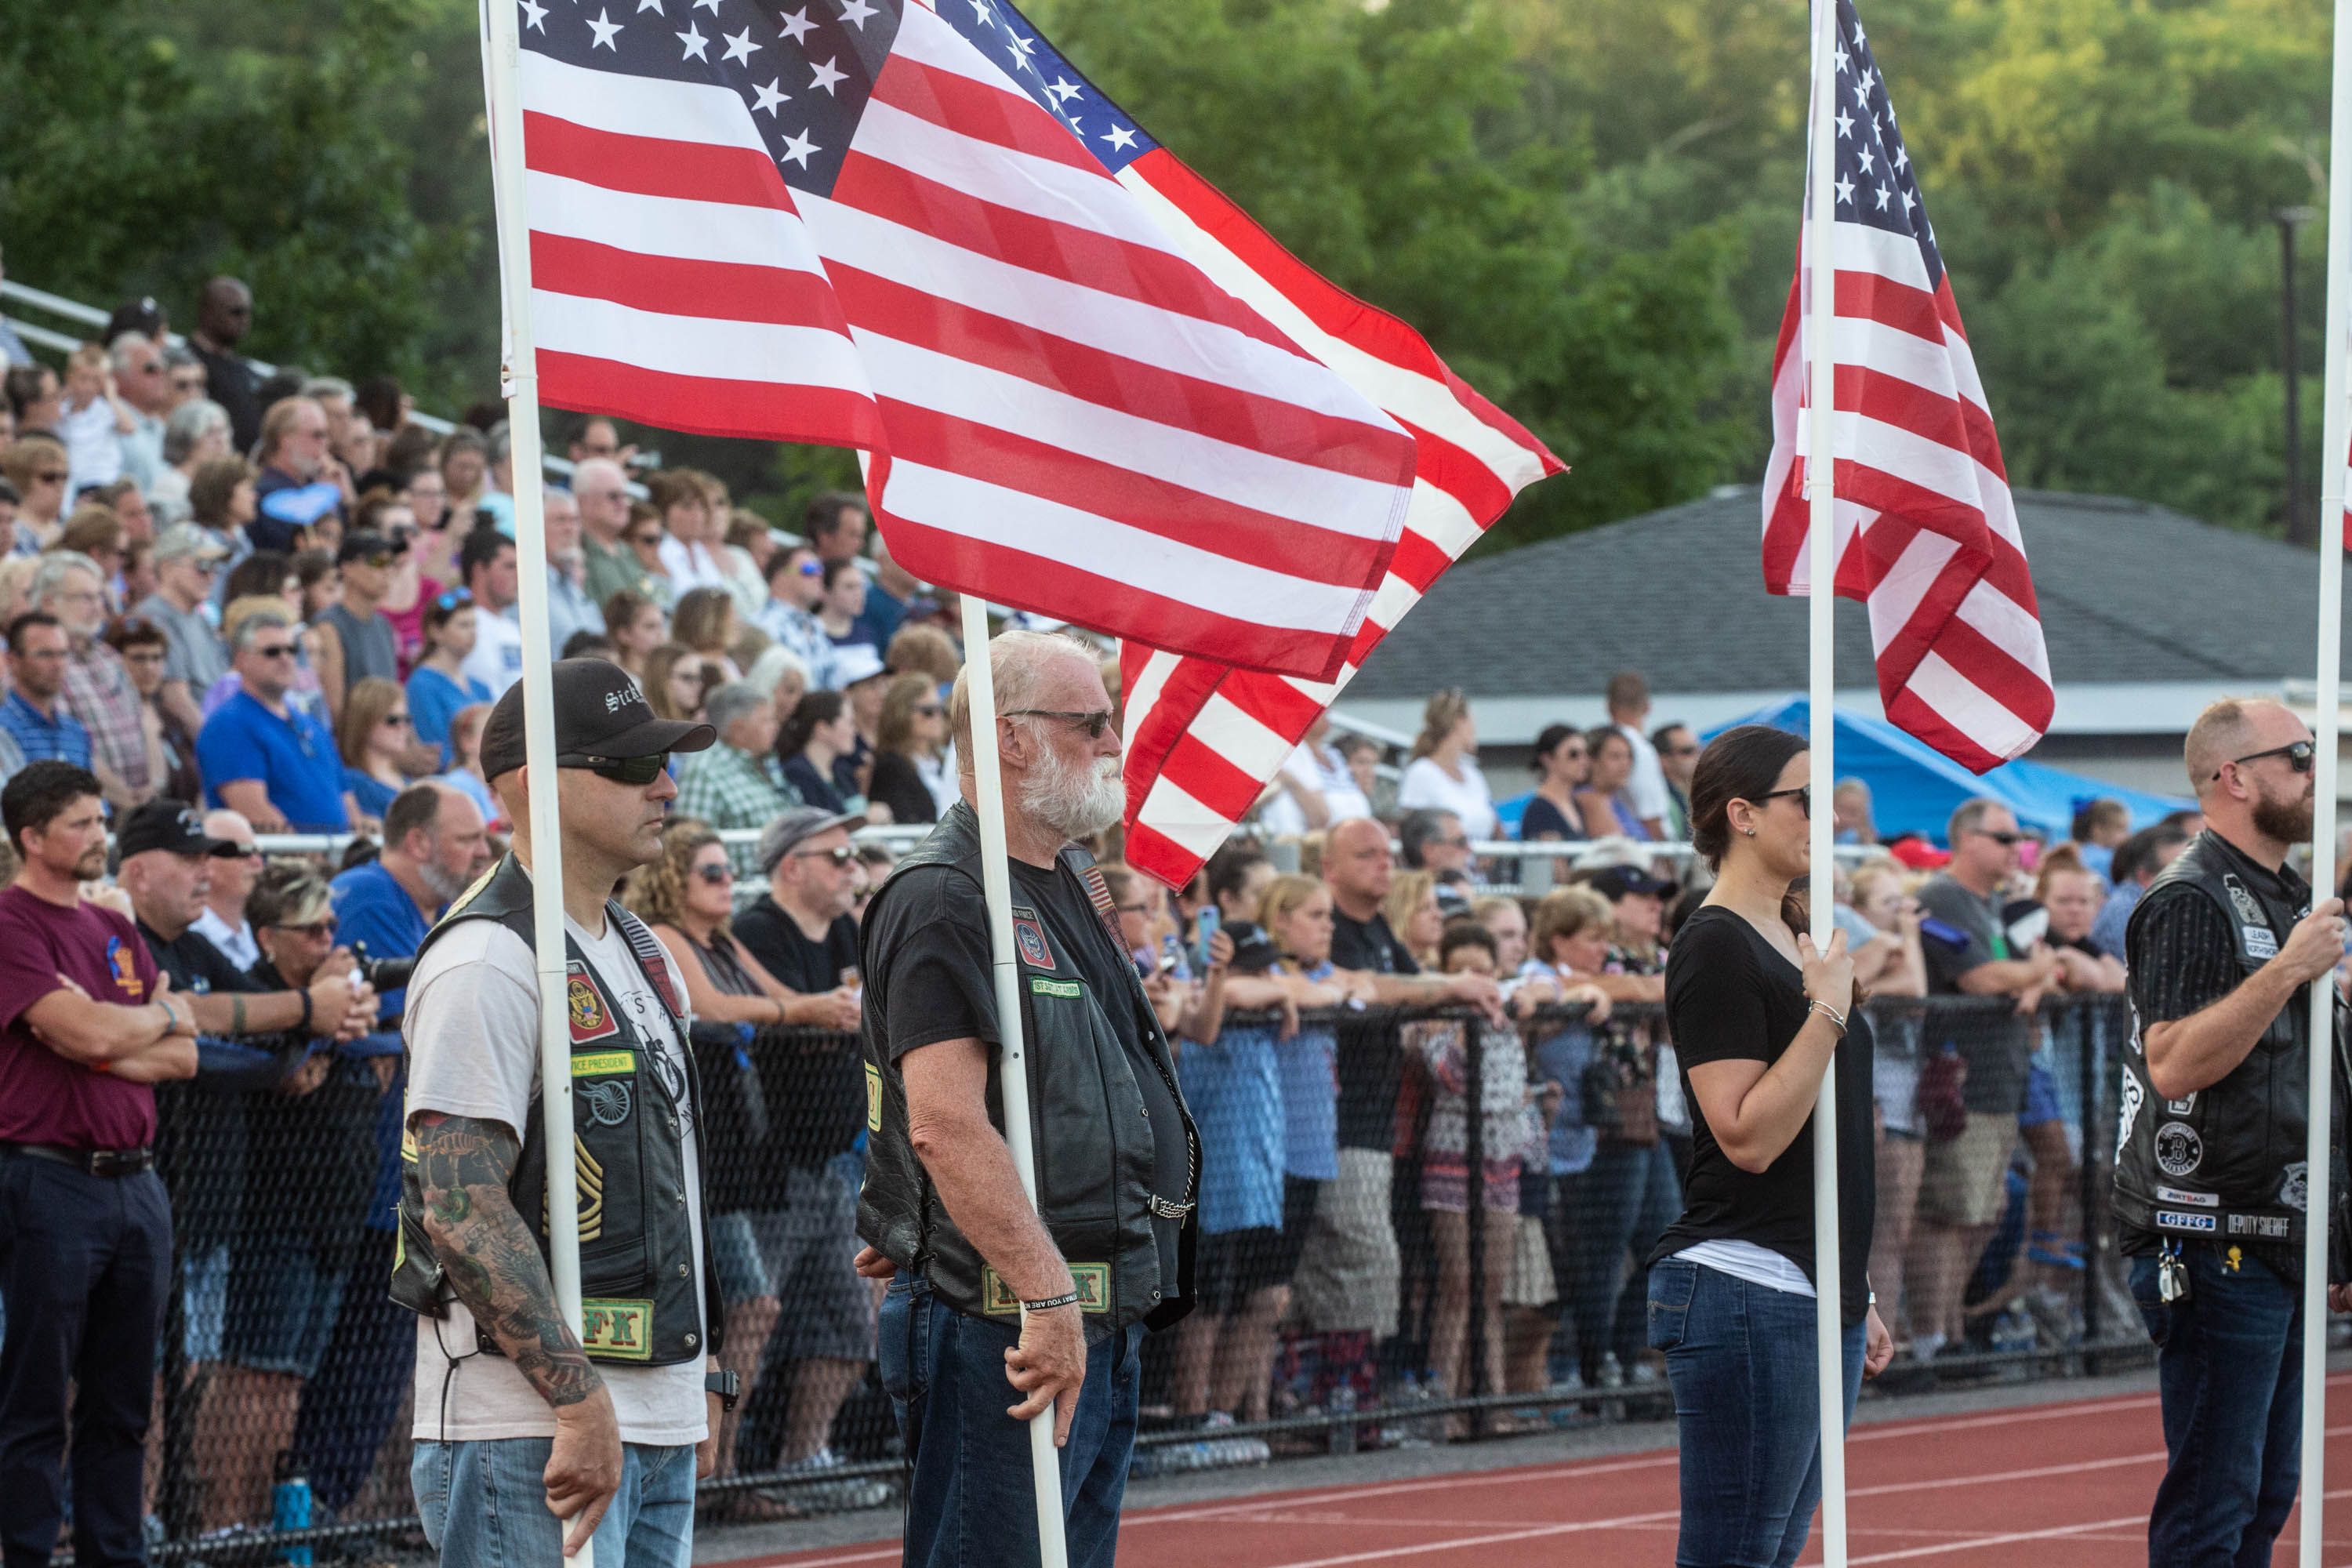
left=1642, top=724, right=1893, bottom=1566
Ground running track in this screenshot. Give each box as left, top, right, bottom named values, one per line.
left=715, top=1377, right=2352, bottom=1566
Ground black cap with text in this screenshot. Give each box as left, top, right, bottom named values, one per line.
left=479, top=659, right=717, bottom=782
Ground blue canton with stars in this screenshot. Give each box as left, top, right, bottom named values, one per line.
left=520, top=0, right=900, bottom=198
left=930, top=0, right=1158, bottom=176
left=1828, top=0, right=1941, bottom=292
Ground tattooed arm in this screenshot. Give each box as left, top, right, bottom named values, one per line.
left=410, top=1109, right=622, bottom=1550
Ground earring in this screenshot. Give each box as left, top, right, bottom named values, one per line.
left=1741, top=826, right=1757, bottom=837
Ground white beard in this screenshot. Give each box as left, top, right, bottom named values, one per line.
left=1023, top=744, right=1124, bottom=841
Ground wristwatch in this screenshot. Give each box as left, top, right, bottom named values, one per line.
left=704, top=1369, right=740, bottom=1411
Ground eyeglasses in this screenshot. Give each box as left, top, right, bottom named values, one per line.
left=1975, top=829, right=2023, bottom=847
left=793, top=844, right=857, bottom=866
left=251, top=643, right=296, bottom=660
left=1756, top=786, right=1810, bottom=818
left=274, top=919, right=337, bottom=941
left=561, top=752, right=669, bottom=786
left=2217, top=740, right=2315, bottom=780
left=692, top=863, right=733, bottom=885
left=358, top=552, right=397, bottom=570
left=1007, top=708, right=1115, bottom=740
left=432, top=588, right=474, bottom=612
left=381, top=713, right=411, bottom=729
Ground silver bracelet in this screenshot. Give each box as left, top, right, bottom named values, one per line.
left=1807, top=998, right=1848, bottom=1034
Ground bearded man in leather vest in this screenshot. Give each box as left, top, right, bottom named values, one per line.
left=855, top=630, right=1198, bottom=1568
left=2115, top=696, right=2352, bottom=1566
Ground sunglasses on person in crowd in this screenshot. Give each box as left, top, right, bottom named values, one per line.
left=358, top=550, right=400, bottom=570
left=562, top=752, right=670, bottom=786
left=251, top=642, right=296, bottom=661
left=432, top=587, right=474, bottom=612
left=1007, top=708, right=1115, bottom=739
left=2216, top=739, right=2315, bottom=780
left=793, top=844, right=858, bottom=866
left=381, top=713, right=412, bottom=729
left=693, top=862, right=732, bottom=884
left=1756, top=786, right=1810, bottom=818
left=1975, top=828, right=2022, bottom=846
left=275, top=918, right=337, bottom=941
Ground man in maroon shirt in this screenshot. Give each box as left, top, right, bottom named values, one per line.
left=0, top=760, right=198, bottom=1568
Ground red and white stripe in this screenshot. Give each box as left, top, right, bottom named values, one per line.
left=1761, top=223, right=2054, bottom=771
left=514, top=2, right=1419, bottom=682
left=1116, top=150, right=1562, bottom=888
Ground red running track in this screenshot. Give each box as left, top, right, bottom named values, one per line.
left=718, top=1377, right=2352, bottom=1566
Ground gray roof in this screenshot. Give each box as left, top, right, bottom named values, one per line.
left=1349, top=487, right=2347, bottom=699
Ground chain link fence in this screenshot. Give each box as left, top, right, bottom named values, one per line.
left=34, top=991, right=2147, bottom=1559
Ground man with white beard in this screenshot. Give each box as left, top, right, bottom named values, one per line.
left=854, top=630, right=1198, bottom=1566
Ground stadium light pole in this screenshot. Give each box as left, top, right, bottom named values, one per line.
left=2297, top=8, right=2351, bottom=1563
left=480, top=2, right=593, bottom=1564
left=1803, top=0, right=1848, bottom=1562
left=2280, top=205, right=2316, bottom=544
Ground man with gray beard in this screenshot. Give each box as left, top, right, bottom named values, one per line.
left=854, top=630, right=1197, bottom=1566
left=329, top=782, right=492, bottom=1019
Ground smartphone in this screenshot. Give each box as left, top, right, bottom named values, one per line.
left=1195, top=906, right=1221, bottom=971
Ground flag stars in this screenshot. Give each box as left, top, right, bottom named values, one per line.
left=1857, top=147, right=1875, bottom=175
left=1835, top=42, right=1849, bottom=74
left=838, top=0, right=877, bottom=28
left=634, top=0, right=662, bottom=11
left=1047, top=77, right=1082, bottom=105
left=1835, top=173, right=1856, bottom=205
left=777, top=5, right=816, bottom=42
left=970, top=0, right=996, bottom=24
left=1875, top=183, right=1891, bottom=211
left=1894, top=144, right=1909, bottom=173
left=809, top=56, right=847, bottom=93
left=1835, top=107, right=1853, bottom=138
left=779, top=129, right=821, bottom=167
left=520, top=0, right=547, bottom=31
left=586, top=6, right=622, bottom=47
left=722, top=24, right=760, bottom=63
left=1007, top=32, right=1037, bottom=67
left=677, top=20, right=709, bottom=58
left=753, top=77, right=789, bottom=114
left=1101, top=124, right=1137, bottom=151
left=691, top=0, right=720, bottom=11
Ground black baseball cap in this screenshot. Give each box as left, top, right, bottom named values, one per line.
left=479, top=659, right=717, bottom=782
left=336, top=530, right=406, bottom=567
left=118, top=800, right=231, bottom=858
left=1587, top=864, right=1675, bottom=901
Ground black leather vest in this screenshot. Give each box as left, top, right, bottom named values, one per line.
left=2114, top=831, right=2338, bottom=1260
left=389, top=855, right=722, bottom=1367
left=855, top=804, right=1197, bottom=1337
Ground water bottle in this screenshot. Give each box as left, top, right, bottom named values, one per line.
left=272, top=1450, right=313, bottom=1567
left=1328, top=1383, right=1356, bottom=1454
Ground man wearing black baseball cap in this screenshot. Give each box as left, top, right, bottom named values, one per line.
left=388, top=661, right=729, bottom=1568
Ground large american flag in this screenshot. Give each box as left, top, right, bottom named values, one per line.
left=502, top=0, right=1436, bottom=681
left=1760, top=0, right=2053, bottom=771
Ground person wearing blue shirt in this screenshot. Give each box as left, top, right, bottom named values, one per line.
left=196, top=612, right=354, bottom=832
left=0, top=615, right=93, bottom=768
left=405, top=590, right=492, bottom=768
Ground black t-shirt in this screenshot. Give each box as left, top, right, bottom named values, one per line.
left=190, top=341, right=263, bottom=456
left=141, top=918, right=266, bottom=999
left=867, top=751, right=939, bottom=826
left=1519, top=795, right=1585, bottom=841
left=1650, top=906, right=1877, bottom=1326
left=864, top=850, right=1189, bottom=1288
left=731, top=895, right=865, bottom=1169
left=1327, top=906, right=1416, bottom=1152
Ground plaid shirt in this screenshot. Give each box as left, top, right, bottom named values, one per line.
left=674, top=742, right=801, bottom=873
left=61, top=641, right=150, bottom=793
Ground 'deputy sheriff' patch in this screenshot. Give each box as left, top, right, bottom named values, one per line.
left=1010, top=906, right=1056, bottom=971
left=568, top=961, right=619, bottom=1045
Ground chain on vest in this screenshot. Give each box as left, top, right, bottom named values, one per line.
left=388, top=854, right=721, bottom=1367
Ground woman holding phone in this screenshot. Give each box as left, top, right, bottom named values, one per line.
left=1644, top=725, right=1893, bottom=1567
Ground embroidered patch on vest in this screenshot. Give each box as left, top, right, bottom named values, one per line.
left=1030, top=977, right=1081, bottom=999
left=568, top=962, right=619, bottom=1044
left=981, top=1263, right=1110, bottom=1316
left=582, top=1080, right=633, bottom=1128
left=571, top=1051, right=634, bottom=1078
left=1010, top=906, right=1056, bottom=970
left=579, top=1298, right=654, bottom=1359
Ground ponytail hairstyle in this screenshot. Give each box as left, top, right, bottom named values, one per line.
left=1410, top=688, right=1471, bottom=762
left=1689, top=724, right=1813, bottom=942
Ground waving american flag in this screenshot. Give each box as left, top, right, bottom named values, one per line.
left=1762, top=0, right=2053, bottom=771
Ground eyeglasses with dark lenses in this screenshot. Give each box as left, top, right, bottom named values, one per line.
left=276, top=919, right=337, bottom=941
left=1979, top=829, right=2024, bottom=847
left=693, top=863, right=733, bottom=885
left=1757, top=786, right=1810, bottom=818
left=2216, top=739, right=2316, bottom=780
left=1007, top=708, right=1115, bottom=740
left=561, top=752, right=670, bottom=786
left=793, top=844, right=858, bottom=866
left=252, top=643, right=296, bottom=660
left=382, top=713, right=411, bottom=729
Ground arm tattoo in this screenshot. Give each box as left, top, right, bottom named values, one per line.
left=410, top=1110, right=604, bottom=1410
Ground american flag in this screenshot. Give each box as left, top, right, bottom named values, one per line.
left=503, top=0, right=1432, bottom=681
left=1760, top=0, right=2053, bottom=771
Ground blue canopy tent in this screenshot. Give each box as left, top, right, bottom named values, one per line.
left=1698, top=698, right=2194, bottom=845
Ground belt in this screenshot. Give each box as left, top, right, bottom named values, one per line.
left=0, top=1141, right=154, bottom=1177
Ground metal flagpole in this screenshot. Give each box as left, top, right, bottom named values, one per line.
left=480, top=4, right=593, bottom=1563
left=957, top=593, right=1072, bottom=1568
left=2299, top=5, right=2352, bottom=1560
left=1804, top=0, right=1848, bottom=1560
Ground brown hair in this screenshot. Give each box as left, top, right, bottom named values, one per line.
left=57, top=505, right=123, bottom=560
left=1530, top=885, right=1613, bottom=967
left=188, top=456, right=253, bottom=528
left=1410, top=688, right=1471, bottom=761
left=626, top=818, right=724, bottom=933
left=670, top=586, right=736, bottom=655
left=876, top=672, right=939, bottom=757
left=885, top=622, right=960, bottom=686
left=336, top=677, right=407, bottom=768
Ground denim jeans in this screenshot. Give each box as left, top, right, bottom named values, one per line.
left=411, top=1436, right=695, bottom=1568
left=1646, top=1258, right=1864, bottom=1568
left=2129, top=1248, right=2303, bottom=1568
left=880, top=1273, right=1144, bottom=1568
left=1567, top=1142, right=1683, bottom=1377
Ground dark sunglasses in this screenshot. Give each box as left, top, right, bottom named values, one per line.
left=209, top=844, right=262, bottom=861
left=382, top=713, right=411, bottom=729
left=2217, top=739, right=2315, bottom=780
left=433, top=587, right=474, bottom=612
left=1007, top=708, right=1114, bottom=740
left=251, top=643, right=296, bottom=660
left=1756, top=786, right=1810, bottom=818
left=1974, top=829, right=2023, bottom=847
left=561, top=752, right=669, bottom=786
left=692, top=862, right=733, bottom=884
left=793, top=844, right=858, bottom=866
left=275, top=918, right=337, bottom=940
left=358, top=551, right=398, bottom=570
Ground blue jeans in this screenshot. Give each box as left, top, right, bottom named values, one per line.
left=410, top=1436, right=695, bottom=1568
left=2129, top=1248, right=2303, bottom=1567
left=880, top=1273, right=1144, bottom=1568
left=1646, top=1258, right=1865, bottom=1568
left=1567, top=1142, right=1683, bottom=1377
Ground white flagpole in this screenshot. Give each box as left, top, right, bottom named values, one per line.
left=957, top=594, right=1072, bottom=1568
left=1805, top=0, right=1848, bottom=1561
left=2300, top=5, right=2351, bottom=1561
left=480, top=5, right=593, bottom=1565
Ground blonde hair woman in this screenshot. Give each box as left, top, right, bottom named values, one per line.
left=1384, top=869, right=1444, bottom=970
left=1397, top=688, right=1496, bottom=840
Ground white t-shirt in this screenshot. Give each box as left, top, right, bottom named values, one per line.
left=1258, top=739, right=1375, bottom=837
left=1396, top=755, right=1497, bottom=841
left=405, top=911, right=709, bottom=1446
left=656, top=536, right=732, bottom=597
left=461, top=608, right=525, bottom=698
left=1618, top=722, right=1670, bottom=825
left=1673, top=1239, right=1814, bottom=1298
